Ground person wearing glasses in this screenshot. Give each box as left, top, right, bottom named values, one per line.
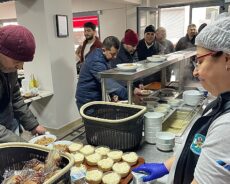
left=75, top=36, right=128, bottom=110
left=133, top=14, right=230, bottom=184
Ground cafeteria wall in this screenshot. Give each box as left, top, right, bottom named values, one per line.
left=0, top=1, right=15, bottom=19
left=72, top=0, right=139, bottom=40
left=15, top=0, right=77, bottom=129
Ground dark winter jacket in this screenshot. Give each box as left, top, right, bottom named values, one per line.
left=175, top=34, right=196, bottom=51
left=110, top=43, right=138, bottom=68
left=0, top=71, right=38, bottom=142
left=137, top=39, right=160, bottom=61
left=76, top=48, right=127, bottom=108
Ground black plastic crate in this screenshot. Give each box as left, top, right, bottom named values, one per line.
left=0, top=143, right=74, bottom=184
left=80, top=102, right=146, bottom=151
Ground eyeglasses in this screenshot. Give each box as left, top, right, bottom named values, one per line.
left=193, top=52, right=216, bottom=68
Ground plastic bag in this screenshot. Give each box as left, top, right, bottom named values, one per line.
left=2, top=150, right=62, bottom=184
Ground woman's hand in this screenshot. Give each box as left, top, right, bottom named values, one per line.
left=132, top=163, right=169, bottom=182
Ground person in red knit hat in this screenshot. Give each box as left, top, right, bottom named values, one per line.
left=110, top=29, right=139, bottom=68
left=0, top=25, right=46, bottom=142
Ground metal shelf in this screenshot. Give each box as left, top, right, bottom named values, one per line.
left=99, top=50, right=196, bottom=104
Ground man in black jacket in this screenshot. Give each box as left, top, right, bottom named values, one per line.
left=137, top=25, right=161, bottom=84
left=175, top=24, right=197, bottom=51
left=137, top=25, right=160, bottom=61
left=0, top=25, right=46, bottom=142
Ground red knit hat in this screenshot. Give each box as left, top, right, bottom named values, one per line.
left=124, top=29, right=138, bottom=46
left=0, top=25, right=36, bottom=62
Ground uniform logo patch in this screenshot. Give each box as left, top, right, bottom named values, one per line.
left=216, top=160, right=230, bottom=171
left=190, top=133, right=206, bottom=155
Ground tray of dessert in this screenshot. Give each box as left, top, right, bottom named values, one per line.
left=84, top=153, right=144, bottom=184
left=29, top=138, right=145, bottom=184
left=69, top=144, right=145, bottom=184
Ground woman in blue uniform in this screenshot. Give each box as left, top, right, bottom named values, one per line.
left=133, top=13, right=230, bottom=184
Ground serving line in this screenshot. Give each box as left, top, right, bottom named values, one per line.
left=99, top=50, right=196, bottom=104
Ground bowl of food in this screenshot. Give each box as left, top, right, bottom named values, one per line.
left=160, top=88, right=176, bottom=96
left=167, top=99, right=181, bottom=107
left=140, top=90, right=152, bottom=96
left=116, top=63, right=140, bottom=71
left=157, top=103, right=171, bottom=111
left=154, top=106, right=168, bottom=115
left=147, top=55, right=167, bottom=62
left=29, top=134, right=57, bottom=146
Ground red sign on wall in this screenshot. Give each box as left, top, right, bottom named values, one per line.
left=73, top=16, right=98, bottom=28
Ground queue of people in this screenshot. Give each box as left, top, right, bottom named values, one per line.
left=0, top=18, right=200, bottom=142
left=75, top=21, right=199, bottom=109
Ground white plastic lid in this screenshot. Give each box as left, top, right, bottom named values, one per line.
left=144, top=112, right=164, bottom=119
left=183, top=90, right=202, bottom=95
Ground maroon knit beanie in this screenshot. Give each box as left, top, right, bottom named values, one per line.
left=124, top=29, right=138, bottom=46
left=0, top=25, right=36, bottom=62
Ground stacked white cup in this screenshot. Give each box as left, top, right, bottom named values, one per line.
left=144, top=112, right=164, bottom=144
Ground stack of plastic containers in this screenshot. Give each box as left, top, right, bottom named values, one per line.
left=144, top=112, right=164, bottom=144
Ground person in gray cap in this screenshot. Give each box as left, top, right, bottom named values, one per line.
left=133, top=13, right=230, bottom=184
left=0, top=25, right=46, bottom=142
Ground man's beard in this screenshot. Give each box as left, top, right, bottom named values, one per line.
left=85, top=35, right=94, bottom=41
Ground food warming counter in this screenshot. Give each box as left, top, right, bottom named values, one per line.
left=99, top=50, right=196, bottom=104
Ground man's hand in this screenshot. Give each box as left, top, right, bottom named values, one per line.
left=139, top=83, right=145, bottom=90
left=31, top=125, right=46, bottom=135
left=134, top=87, right=142, bottom=95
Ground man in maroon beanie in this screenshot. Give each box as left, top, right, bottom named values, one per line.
left=0, top=25, right=46, bottom=142
left=111, top=29, right=139, bottom=68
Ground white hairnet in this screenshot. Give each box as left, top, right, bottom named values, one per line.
left=195, top=13, right=230, bottom=54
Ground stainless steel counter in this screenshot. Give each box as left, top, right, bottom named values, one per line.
left=99, top=50, right=196, bottom=104
left=135, top=99, right=203, bottom=183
